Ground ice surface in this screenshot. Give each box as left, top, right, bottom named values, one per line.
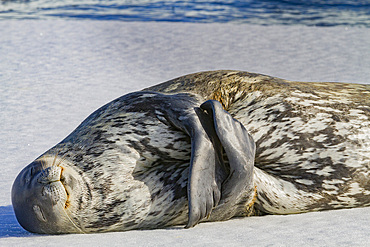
left=0, top=20, right=369, bottom=246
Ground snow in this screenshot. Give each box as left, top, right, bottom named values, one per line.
left=0, top=20, right=369, bottom=246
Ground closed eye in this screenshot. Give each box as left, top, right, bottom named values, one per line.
left=33, top=205, right=47, bottom=222
left=30, top=167, right=35, bottom=176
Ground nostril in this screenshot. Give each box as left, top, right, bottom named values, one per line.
left=37, top=166, right=62, bottom=184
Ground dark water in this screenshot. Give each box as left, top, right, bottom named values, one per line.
left=0, top=0, right=369, bottom=26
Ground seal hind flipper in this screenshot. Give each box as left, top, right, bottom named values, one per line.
left=200, top=100, right=256, bottom=207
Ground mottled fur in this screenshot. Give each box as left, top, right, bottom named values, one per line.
left=12, top=70, right=370, bottom=234
left=148, top=70, right=370, bottom=213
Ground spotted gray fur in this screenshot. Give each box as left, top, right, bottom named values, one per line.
left=12, top=70, right=370, bottom=234
left=148, top=70, right=370, bottom=213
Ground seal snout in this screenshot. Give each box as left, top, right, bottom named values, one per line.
left=12, top=156, right=81, bottom=234
left=37, top=166, right=68, bottom=206
left=37, top=165, right=63, bottom=184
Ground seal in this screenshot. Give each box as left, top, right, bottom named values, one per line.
left=12, top=70, right=370, bottom=234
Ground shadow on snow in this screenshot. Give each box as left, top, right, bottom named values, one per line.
left=0, top=205, right=31, bottom=238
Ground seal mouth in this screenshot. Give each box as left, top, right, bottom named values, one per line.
left=58, top=166, right=86, bottom=234
left=12, top=156, right=86, bottom=234
left=55, top=165, right=86, bottom=233
left=36, top=163, right=70, bottom=207
left=59, top=167, right=71, bottom=209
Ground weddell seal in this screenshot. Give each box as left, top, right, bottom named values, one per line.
left=12, top=70, right=370, bottom=234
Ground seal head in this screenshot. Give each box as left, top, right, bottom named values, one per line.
left=12, top=156, right=85, bottom=234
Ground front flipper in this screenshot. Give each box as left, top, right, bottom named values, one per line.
left=127, top=92, right=226, bottom=228
left=200, top=100, right=256, bottom=206
left=161, top=94, right=255, bottom=228
left=184, top=108, right=229, bottom=228
left=165, top=105, right=227, bottom=228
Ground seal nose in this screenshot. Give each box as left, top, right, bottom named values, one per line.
left=37, top=166, right=67, bottom=206
left=37, top=166, right=62, bottom=184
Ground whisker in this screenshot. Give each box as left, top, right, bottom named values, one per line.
left=57, top=153, right=68, bottom=167
left=52, top=150, right=60, bottom=167
left=40, top=156, right=45, bottom=169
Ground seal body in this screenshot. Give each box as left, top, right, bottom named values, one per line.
left=12, top=70, right=370, bottom=234
left=148, top=70, right=370, bottom=213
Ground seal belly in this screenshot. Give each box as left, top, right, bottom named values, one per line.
left=129, top=119, right=192, bottom=228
